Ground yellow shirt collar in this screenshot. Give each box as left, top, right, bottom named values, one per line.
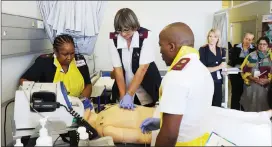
left=53, top=54, right=75, bottom=72
left=168, top=46, right=199, bottom=71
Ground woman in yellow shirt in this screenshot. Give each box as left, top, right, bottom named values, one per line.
left=19, top=34, right=92, bottom=107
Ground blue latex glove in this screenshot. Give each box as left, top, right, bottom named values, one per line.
left=140, top=118, right=160, bottom=134
left=119, top=93, right=136, bottom=110
left=82, top=98, right=93, bottom=110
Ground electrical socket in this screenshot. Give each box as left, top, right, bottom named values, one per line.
left=37, top=20, right=44, bottom=29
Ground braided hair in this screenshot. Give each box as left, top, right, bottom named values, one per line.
left=53, top=34, right=75, bottom=52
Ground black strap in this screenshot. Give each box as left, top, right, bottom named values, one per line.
left=113, top=38, right=118, bottom=49
left=139, top=37, right=145, bottom=48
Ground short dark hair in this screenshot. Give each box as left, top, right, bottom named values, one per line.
left=114, top=8, right=140, bottom=32
left=53, top=34, right=75, bottom=52
left=256, top=36, right=269, bottom=45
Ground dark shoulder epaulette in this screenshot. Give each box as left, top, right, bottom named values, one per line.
left=39, top=53, right=53, bottom=58
left=171, top=58, right=190, bottom=70
left=110, top=32, right=118, bottom=39
left=139, top=31, right=148, bottom=39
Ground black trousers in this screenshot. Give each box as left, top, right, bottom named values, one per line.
left=134, top=94, right=155, bottom=107
left=229, top=74, right=244, bottom=110
left=212, top=82, right=222, bottom=107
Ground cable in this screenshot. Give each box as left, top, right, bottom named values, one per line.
left=59, top=104, right=81, bottom=119
left=53, top=135, right=61, bottom=146
left=4, top=100, right=15, bottom=147
left=59, top=104, right=98, bottom=140
left=59, top=81, right=98, bottom=140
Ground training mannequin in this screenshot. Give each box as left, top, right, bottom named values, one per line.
left=87, top=104, right=155, bottom=144
left=84, top=104, right=272, bottom=145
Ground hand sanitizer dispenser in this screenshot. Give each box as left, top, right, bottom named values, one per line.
left=77, top=126, right=89, bottom=146
left=35, top=118, right=53, bottom=146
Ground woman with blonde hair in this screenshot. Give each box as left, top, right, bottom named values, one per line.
left=199, top=29, right=227, bottom=107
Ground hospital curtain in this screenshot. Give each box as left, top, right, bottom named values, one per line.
left=37, top=1, right=107, bottom=56
left=212, top=11, right=229, bottom=107
left=212, top=11, right=228, bottom=49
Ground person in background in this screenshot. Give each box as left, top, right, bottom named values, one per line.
left=19, top=34, right=93, bottom=113
left=109, top=8, right=161, bottom=110
left=228, top=32, right=256, bottom=110
left=199, top=29, right=226, bottom=107
left=240, top=36, right=272, bottom=112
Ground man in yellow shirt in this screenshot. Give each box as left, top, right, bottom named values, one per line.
left=140, top=22, right=214, bottom=146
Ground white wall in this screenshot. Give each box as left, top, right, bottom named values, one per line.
left=2, top=1, right=41, bottom=19
left=94, top=1, right=222, bottom=71
left=0, top=0, right=2, bottom=146
left=1, top=1, right=42, bottom=103
left=1, top=1, right=42, bottom=145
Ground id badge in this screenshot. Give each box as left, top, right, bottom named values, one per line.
left=217, top=71, right=222, bottom=80
left=76, top=60, right=86, bottom=67
left=253, top=70, right=261, bottom=77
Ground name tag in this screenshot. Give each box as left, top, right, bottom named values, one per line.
left=76, top=60, right=86, bottom=67
left=217, top=71, right=222, bottom=80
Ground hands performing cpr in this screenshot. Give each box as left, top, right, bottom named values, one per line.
left=119, top=93, right=136, bottom=110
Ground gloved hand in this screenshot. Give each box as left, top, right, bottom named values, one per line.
left=82, top=98, right=93, bottom=110
left=140, top=118, right=160, bottom=134
left=119, top=93, right=136, bottom=110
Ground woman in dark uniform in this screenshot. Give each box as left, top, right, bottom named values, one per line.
left=228, top=32, right=256, bottom=110
left=199, top=29, right=226, bottom=107
left=19, top=34, right=92, bottom=101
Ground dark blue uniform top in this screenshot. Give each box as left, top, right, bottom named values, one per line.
left=20, top=53, right=91, bottom=85
left=199, top=45, right=226, bottom=84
